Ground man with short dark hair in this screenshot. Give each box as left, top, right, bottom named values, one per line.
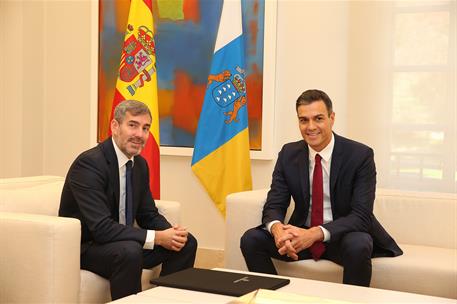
left=241, top=89, right=402, bottom=286
left=59, top=100, right=197, bottom=300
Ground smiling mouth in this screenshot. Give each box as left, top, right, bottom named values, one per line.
left=307, top=133, right=320, bottom=137
left=129, top=140, right=144, bottom=146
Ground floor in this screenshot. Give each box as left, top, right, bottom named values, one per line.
left=194, top=248, right=224, bottom=269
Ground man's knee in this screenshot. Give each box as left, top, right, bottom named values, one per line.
left=114, top=241, right=143, bottom=267
left=240, top=228, right=267, bottom=253
left=341, top=232, right=373, bottom=260
left=184, top=233, right=198, bottom=254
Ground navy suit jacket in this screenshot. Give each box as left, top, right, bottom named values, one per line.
left=262, top=133, right=402, bottom=257
left=59, top=138, right=171, bottom=252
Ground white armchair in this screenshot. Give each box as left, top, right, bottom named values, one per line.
left=0, top=176, right=181, bottom=303
left=225, top=188, right=457, bottom=299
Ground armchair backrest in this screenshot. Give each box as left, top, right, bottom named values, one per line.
left=0, top=176, right=181, bottom=226
left=374, top=189, right=456, bottom=249
left=0, top=176, right=64, bottom=216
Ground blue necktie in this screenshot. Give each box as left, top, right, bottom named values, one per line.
left=125, top=160, right=133, bottom=226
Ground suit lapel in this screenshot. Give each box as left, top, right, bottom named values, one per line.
left=330, top=133, right=343, bottom=201
left=298, top=142, right=310, bottom=203
left=132, top=157, right=143, bottom=211
left=101, top=139, right=120, bottom=210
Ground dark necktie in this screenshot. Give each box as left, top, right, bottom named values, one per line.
left=125, top=160, right=133, bottom=226
left=309, top=153, right=325, bottom=260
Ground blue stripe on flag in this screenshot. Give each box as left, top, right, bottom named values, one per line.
left=191, top=35, right=248, bottom=165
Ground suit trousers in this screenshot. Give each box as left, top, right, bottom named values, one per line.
left=240, top=227, right=373, bottom=286
left=81, top=233, right=197, bottom=300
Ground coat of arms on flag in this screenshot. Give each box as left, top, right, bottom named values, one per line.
left=119, top=25, right=156, bottom=96
left=209, top=66, right=247, bottom=124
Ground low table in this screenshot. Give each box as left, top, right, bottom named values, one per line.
left=110, top=268, right=456, bottom=303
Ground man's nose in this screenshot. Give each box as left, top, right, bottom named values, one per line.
left=131, top=127, right=139, bottom=136
left=308, top=120, right=316, bottom=129
left=132, top=127, right=143, bottom=138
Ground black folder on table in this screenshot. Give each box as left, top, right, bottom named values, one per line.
left=150, top=268, right=290, bottom=297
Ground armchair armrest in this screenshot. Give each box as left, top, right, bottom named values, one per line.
left=0, top=212, right=81, bottom=303
left=225, top=189, right=269, bottom=270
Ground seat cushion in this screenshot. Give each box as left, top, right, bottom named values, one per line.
left=371, top=244, right=457, bottom=299
left=79, top=270, right=111, bottom=304
left=273, top=258, right=343, bottom=283
left=79, top=268, right=161, bottom=303
left=273, top=244, right=457, bottom=299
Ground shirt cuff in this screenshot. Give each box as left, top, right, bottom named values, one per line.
left=319, top=225, right=331, bottom=242
left=143, top=230, right=155, bottom=250
left=266, top=220, right=281, bottom=234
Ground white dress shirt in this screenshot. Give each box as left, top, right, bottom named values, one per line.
left=112, top=138, right=155, bottom=249
left=267, top=134, right=335, bottom=242
left=307, top=135, right=334, bottom=241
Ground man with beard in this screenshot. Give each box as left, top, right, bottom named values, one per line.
left=59, top=100, right=197, bottom=300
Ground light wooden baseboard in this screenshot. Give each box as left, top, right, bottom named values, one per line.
left=194, top=247, right=225, bottom=269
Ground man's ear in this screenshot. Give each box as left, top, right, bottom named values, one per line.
left=110, top=119, right=119, bottom=135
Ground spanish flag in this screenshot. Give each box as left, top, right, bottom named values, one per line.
left=111, top=0, right=160, bottom=198
left=192, top=0, right=252, bottom=216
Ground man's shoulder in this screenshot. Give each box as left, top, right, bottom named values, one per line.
left=274, top=141, right=307, bottom=163
left=335, top=133, right=373, bottom=153
left=69, top=140, right=114, bottom=172
left=74, top=143, right=104, bottom=163
left=281, top=140, right=306, bottom=152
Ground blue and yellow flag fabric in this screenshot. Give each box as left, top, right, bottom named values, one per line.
left=191, top=0, right=252, bottom=216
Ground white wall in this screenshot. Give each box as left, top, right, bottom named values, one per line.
left=0, top=1, right=349, bottom=250
left=347, top=1, right=394, bottom=186
left=0, top=1, right=93, bottom=179
left=0, top=1, right=44, bottom=177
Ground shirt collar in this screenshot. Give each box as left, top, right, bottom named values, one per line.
left=112, top=137, right=134, bottom=169
left=308, top=133, right=335, bottom=163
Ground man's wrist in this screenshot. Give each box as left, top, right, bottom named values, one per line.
left=144, top=230, right=155, bottom=250
left=318, top=225, right=331, bottom=242
left=310, top=226, right=324, bottom=242
left=154, top=230, right=162, bottom=245
left=266, top=220, right=281, bottom=234
left=271, top=222, right=283, bottom=236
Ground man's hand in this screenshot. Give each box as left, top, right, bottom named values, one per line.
left=271, top=223, right=298, bottom=260
left=278, top=225, right=324, bottom=254
left=155, top=225, right=188, bottom=252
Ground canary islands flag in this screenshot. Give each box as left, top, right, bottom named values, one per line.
left=111, top=0, right=161, bottom=198
left=191, top=0, right=252, bottom=216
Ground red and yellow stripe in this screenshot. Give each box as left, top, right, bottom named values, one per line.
left=111, top=0, right=160, bottom=198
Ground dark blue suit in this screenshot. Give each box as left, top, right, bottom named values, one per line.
left=59, top=138, right=197, bottom=300
left=241, top=133, right=402, bottom=286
